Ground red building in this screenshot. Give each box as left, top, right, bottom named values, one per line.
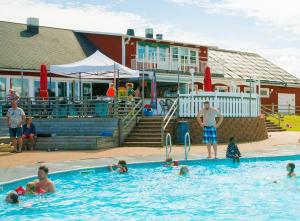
left=1, top=19, right=300, bottom=114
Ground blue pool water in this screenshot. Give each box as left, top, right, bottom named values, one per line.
left=1, top=156, right=300, bottom=221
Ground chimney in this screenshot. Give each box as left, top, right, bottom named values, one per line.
left=27, top=17, right=39, bottom=34
left=145, top=28, right=153, bottom=38
left=156, top=34, right=163, bottom=40
left=126, top=29, right=135, bottom=36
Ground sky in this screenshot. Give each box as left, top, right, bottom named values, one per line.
left=1, top=0, right=300, bottom=77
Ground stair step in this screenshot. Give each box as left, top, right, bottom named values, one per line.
left=130, top=133, right=161, bottom=136
left=125, top=138, right=161, bottom=142
left=123, top=141, right=162, bottom=147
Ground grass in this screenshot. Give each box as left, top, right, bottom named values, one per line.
left=267, top=114, right=300, bottom=131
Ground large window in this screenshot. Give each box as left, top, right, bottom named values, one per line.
left=159, top=47, right=168, bottom=62
left=11, top=78, right=29, bottom=97
left=58, top=82, right=67, bottom=97
left=148, top=46, right=157, bottom=62
left=68, top=81, right=79, bottom=98
left=137, top=44, right=145, bottom=59
left=34, top=81, right=56, bottom=97
left=83, top=83, right=91, bottom=97
left=180, top=48, right=189, bottom=64
left=172, top=48, right=179, bottom=63
left=190, top=50, right=197, bottom=65
left=0, top=77, right=5, bottom=99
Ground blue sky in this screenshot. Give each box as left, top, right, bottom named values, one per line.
left=1, top=0, right=300, bottom=77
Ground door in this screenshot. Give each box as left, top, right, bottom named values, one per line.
left=278, top=93, right=295, bottom=114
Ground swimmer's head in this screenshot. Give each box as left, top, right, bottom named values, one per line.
left=38, top=166, right=49, bottom=180
left=118, top=160, right=127, bottom=168
left=287, top=163, right=295, bottom=173
left=179, top=166, right=189, bottom=176
left=6, top=191, right=19, bottom=204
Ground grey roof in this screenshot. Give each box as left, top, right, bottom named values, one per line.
left=208, top=48, right=300, bottom=84
left=0, top=21, right=96, bottom=71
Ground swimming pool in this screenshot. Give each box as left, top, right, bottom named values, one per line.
left=1, top=155, right=300, bottom=221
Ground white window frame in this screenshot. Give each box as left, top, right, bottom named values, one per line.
left=215, top=86, right=228, bottom=92
left=260, top=88, right=270, bottom=98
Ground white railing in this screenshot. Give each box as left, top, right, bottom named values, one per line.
left=179, top=92, right=260, bottom=117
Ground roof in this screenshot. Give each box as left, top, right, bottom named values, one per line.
left=76, top=30, right=217, bottom=49
left=208, top=48, right=300, bottom=84
left=0, top=21, right=96, bottom=71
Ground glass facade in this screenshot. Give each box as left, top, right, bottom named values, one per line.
left=34, top=81, right=56, bottom=97
left=148, top=46, right=157, bottom=62
left=0, top=77, right=5, bottom=99
left=68, top=81, right=79, bottom=98
left=138, top=44, right=145, bottom=59
left=83, top=83, right=91, bottom=97
left=58, top=82, right=67, bottom=97
left=11, top=78, right=29, bottom=97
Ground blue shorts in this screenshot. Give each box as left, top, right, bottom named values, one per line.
left=203, top=127, right=217, bottom=144
left=9, top=128, right=23, bottom=138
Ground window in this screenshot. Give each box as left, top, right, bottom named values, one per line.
left=58, top=82, right=67, bottom=97
left=68, top=81, right=79, bottom=98
left=180, top=48, right=189, bottom=64
left=137, top=44, right=145, bottom=59
left=215, top=86, right=228, bottom=92
left=83, top=83, right=91, bottom=97
left=0, top=77, right=5, bottom=99
left=172, top=47, right=179, bottom=63
left=11, top=78, right=29, bottom=97
left=244, top=87, right=255, bottom=93
left=260, top=88, right=269, bottom=98
left=190, top=50, right=197, bottom=65
left=148, top=46, right=157, bottom=62
left=34, top=81, right=56, bottom=97
left=159, top=47, right=168, bottom=62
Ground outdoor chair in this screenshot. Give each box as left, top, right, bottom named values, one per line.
left=159, top=100, right=168, bottom=115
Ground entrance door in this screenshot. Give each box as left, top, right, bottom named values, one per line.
left=278, top=93, right=295, bottom=114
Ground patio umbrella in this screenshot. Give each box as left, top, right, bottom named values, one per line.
left=204, top=66, right=213, bottom=92
left=40, top=64, right=48, bottom=99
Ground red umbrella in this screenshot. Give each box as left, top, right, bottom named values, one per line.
left=204, top=66, right=213, bottom=92
left=40, top=64, right=48, bottom=99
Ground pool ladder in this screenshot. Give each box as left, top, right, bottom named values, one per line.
left=184, top=132, right=191, bottom=160
left=165, top=133, right=172, bottom=159
left=165, top=132, right=191, bottom=160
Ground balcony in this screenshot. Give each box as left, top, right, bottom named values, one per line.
left=131, top=54, right=225, bottom=76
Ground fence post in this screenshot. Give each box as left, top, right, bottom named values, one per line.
left=272, top=103, right=274, bottom=115
left=288, top=104, right=290, bottom=115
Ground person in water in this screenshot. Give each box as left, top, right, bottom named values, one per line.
left=109, top=160, right=128, bottom=173
left=287, top=163, right=296, bottom=177
left=34, top=166, right=55, bottom=193
left=5, top=191, right=19, bottom=204
left=179, top=166, right=189, bottom=176
left=164, top=157, right=179, bottom=167
left=226, top=137, right=241, bottom=164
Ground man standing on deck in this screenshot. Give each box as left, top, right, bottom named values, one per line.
left=197, top=101, right=223, bottom=158
left=7, top=100, right=25, bottom=153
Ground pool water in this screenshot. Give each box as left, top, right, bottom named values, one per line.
left=1, top=156, right=300, bottom=221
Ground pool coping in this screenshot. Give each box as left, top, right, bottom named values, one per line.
left=1, top=154, right=300, bottom=187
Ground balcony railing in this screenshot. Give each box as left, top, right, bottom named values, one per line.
left=130, top=54, right=225, bottom=75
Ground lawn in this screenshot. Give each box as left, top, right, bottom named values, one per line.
left=267, top=114, right=300, bottom=131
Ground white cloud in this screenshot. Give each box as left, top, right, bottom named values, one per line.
left=1, top=0, right=300, bottom=77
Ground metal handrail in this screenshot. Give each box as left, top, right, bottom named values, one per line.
left=162, top=98, right=178, bottom=131
left=184, top=132, right=191, bottom=160
left=122, top=103, right=143, bottom=129
left=122, top=99, right=143, bottom=123
left=165, top=133, right=172, bottom=159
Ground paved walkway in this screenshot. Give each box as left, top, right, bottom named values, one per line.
left=1, top=132, right=300, bottom=183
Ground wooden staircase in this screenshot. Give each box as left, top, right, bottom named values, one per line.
left=123, top=116, right=163, bottom=147
left=265, top=119, right=285, bottom=132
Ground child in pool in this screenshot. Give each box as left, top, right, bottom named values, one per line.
left=287, top=163, right=296, bottom=177
left=226, top=137, right=241, bottom=164
left=5, top=191, right=19, bottom=204
left=109, top=160, right=128, bottom=173
left=164, top=157, right=179, bottom=167
left=179, top=166, right=189, bottom=176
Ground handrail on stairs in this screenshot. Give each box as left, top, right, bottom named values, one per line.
left=122, top=99, right=143, bottom=129
left=165, top=133, right=172, bottom=159
left=261, top=105, right=281, bottom=127
left=184, top=132, right=191, bottom=160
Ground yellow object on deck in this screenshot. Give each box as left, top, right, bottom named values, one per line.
left=0, top=143, right=14, bottom=152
